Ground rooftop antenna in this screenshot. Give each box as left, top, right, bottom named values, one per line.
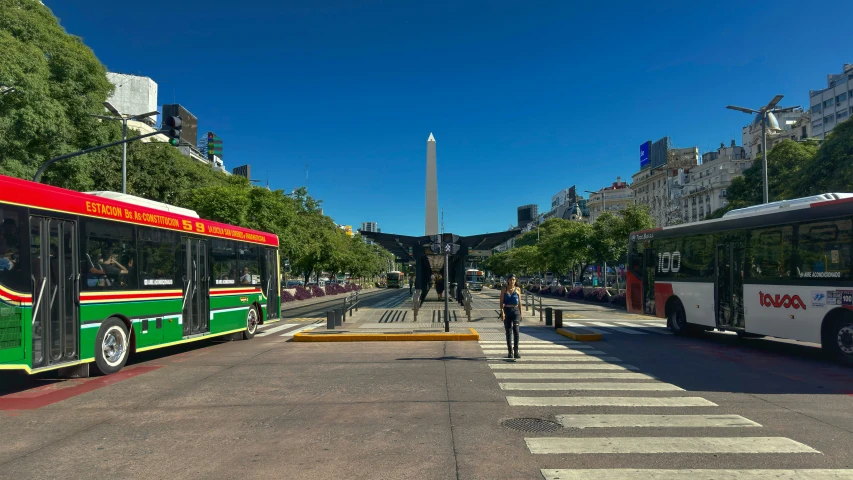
left=441, top=209, right=445, bottom=234
left=306, top=163, right=309, bottom=192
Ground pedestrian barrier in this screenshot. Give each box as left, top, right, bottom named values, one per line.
left=326, top=291, right=358, bottom=329
left=462, top=289, right=472, bottom=321
left=412, top=288, right=421, bottom=321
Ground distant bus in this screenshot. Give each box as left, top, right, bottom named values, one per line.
left=465, top=269, right=484, bottom=291
left=0, top=174, right=280, bottom=376
left=627, top=193, right=853, bottom=365
left=386, top=271, right=405, bottom=288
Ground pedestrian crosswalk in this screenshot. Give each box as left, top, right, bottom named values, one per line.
left=480, top=336, right=851, bottom=478
left=563, top=320, right=672, bottom=335
left=256, top=319, right=323, bottom=337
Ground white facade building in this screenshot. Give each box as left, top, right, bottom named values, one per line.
left=809, top=63, right=853, bottom=140
left=361, top=222, right=379, bottom=233
left=105, top=73, right=159, bottom=126
left=631, top=146, right=699, bottom=227
left=741, top=108, right=809, bottom=159
left=586, top=177, right=633, bottom=224
left=676, top=142, right=750, bottom=223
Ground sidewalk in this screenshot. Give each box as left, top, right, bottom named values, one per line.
left=280, top=287, right=383, bottom=311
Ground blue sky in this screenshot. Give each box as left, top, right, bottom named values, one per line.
left=48, top=0, right=852, bottom=236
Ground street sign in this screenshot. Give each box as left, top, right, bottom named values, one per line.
left=444, top=243, right=461, bottom=255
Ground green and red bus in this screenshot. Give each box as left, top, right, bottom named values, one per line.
left=0, top=174, right=281, bottom=375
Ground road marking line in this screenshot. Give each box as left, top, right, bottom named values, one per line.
left=281, top=324, right=320, bottom=337
left=555, top=414, right=762, bottom=429
left=482, top=349, right=605, bottom=355
left=493, top=372, right=653, bottom=380
left=506, top=396, right=716, bottom=407
left=584, top=322, right=647, bottom=334
left=490, top=364, right=637, bottom=371
left=540, top=470, right=853, bottom=480
left=526, top=437, right=819, bottom=454
left=480, top=344, right=595, bottom=350
left=255, top=324, right=297, bottom=336
left=500, top=382, right=683, bottom=391
left=613, top=322, right=673, bottom=334
left=486, top=356, right=623, bottom=362
left=565, top=323, right=610, bottom=334
left=478, top=341, right=584, bottom=346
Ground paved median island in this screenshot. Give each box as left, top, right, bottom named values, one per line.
left=292, top=327, right=479, bottom=342
left=556, top=327, right=603, bottom=341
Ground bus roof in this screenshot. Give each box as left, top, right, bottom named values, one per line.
left=0, top=173, right=279, bottom=247
left=630, top=193, right=853, bottom=240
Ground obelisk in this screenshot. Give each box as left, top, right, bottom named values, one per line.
left=425, top=133, right=438, bottom=236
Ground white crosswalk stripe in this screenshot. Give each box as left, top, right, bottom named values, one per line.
left=493, top=372, right=653, bottom=380
left=584, top=321, right=647, bottom=334
left=281, top=323, right=322, bottom=337
left=564, top=322, right=610, bottom=334
left=482, top=349, right=607, bottom=355
left=541, top=470, right=853, bottom=480
left=554, top=414, right=762, bottom=429
left=255, top=323, right=297, bottom=336
left=526, top=437, right=819, bottom=454
left=499, top=382, right=683, bottom=391
left=612, top=321, right=673, bottom=334
left=506, top=396, right=717, bottom=407
left=489, top=363, right=637, bottom=371
left=485, top=356, right=623, bottom=362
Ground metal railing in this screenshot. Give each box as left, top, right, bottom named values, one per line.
left=326, top=290, right=359, bottom=329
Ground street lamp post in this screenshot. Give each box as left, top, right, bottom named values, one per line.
left=726, top=95, right=800, bottom=204
left=585, top=189, right=606, bottom=288
left=90, top=101, right=159, bottom=194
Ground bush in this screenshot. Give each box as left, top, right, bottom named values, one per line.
left=584, top=288, right=609, bottom=303
left=294, top=285, right=312, bottom=300
left=610, top=292, right=626, bottom=308
left=567, top=287, right=584, bottom=299
left=281, top=290, right=295, bottom=302
left=311, top=285, right=325, bottom=297
left=556, top=286, right=566, bottom=297
left=529, top=285, right=540, bottom=293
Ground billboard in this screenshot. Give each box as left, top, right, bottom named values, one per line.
left=640, top=141, right=651, bottom=169
left=207, top=132, right=223, bottom=160
left=517, top=204, right=537, bottom=226
left=232, top=164, right=251, bottom=178
left=651, top=137, right=670, bottom=169
left=344, top=226, right=353, bottom=237
left=161, top=104, right=198, bottom=147
left=568, top=185, right=577, bottom=205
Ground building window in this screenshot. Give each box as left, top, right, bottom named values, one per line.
left=824, top=115, right=833, bottom=125
left=838, top=92, right=848, bottom=103
left=838, top=110, right=849, bottom=121
left=812, top=104, right=822, bottom=114
left=824, top=100, right=834, bottom=108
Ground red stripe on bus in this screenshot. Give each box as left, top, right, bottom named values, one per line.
left=0, top=286, right=32, bottom=303
left=0, top=174, right=278, bottom=247
left=0, top=366, right=161, bottom=410
left=210, top=288, right=261, bottom=294
left=811, top=197, right=853, bottom=208
left=80, top=291, right=182, bottom=302
left=653, top=282, right=674, bottom=318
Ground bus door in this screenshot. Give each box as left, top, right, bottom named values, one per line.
left=643, top=247, right=656, bottom=315
left=263, top=248, right=280, bottom=320
left=715, top=243, right=745, bottom=329
left=181, top=238, right=209, bottom=336
left=30, top=216, right=79, bottom=369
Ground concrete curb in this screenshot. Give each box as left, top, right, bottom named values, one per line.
left=292, top=328, right=480, bottom=342
left=556, top=327, right=602, bottom=341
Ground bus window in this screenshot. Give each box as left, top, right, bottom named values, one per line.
left=211, top=239, right=237, bottom=286
left=629, top=240, right=643, bottom=278
left=0, top=207, right=26, bottom=292
left=680, top=235, right=713, bottom=280
left=748, top=226, right=793, bottom=280
left=83, top=220, right=135, bottom=290
left=138, top=228, right=178, bottom=288
left=795, top=219, right=852, bottom=280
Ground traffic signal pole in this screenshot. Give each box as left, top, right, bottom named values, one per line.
left=444, top=248, right=450, bottom=333
left=32, top=129, right=164, bottom=184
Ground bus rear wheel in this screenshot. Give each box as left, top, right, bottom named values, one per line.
left=828, top=317, right=853, bottom=366
left=95, top=318, right=129, bottom=375
left=243, top=306, right=259, bottom=340
left=668, top=303, right=689, bottom=335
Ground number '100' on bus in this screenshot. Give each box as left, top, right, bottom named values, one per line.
left=627, top=193, right=853, bottom=366
left=0, top=174, right=281, bottom=376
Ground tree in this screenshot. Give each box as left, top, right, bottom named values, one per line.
left=798, top=120, right=853, bottom=195
left=0, top=0, right=121, bottom=188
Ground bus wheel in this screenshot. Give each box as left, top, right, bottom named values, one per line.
left=668, top=303, right=689, bottom=335
left=829, top=317, right=853, bottom=366
left=243, top=306, right=259, bottom=340
left=95, top=318, right=129, bottom=375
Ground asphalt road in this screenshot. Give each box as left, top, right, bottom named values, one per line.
left=1, top=290, right=852, bottom=479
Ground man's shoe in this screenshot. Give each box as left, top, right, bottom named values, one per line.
left=514, top=349, right=520, bottom=359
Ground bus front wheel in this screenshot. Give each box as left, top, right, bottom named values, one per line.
left=243, top=306, right=259, bottom=340
left=95, top=318, right=129, bottom=375
left=828, top=317, right=853, bottom=366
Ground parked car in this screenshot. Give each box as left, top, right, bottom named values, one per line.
left=286, top=280, right=304, bottom=288
left=573, top=281, right=583, bottom=288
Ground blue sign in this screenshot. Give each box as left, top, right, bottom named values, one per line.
left=640, top=141, right=651, bottom=169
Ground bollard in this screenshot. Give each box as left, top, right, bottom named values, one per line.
left=355, top=291, right=359, bottom=312
left=539, top=294, right=543, bottom=322
left=554, top=309, right=563, bottom=329
left=545, top=307, right=552, bottom=326
left=525, top=292, right=529, bottom=312
left=326, top=310, right=335, bottom=329
left=334, top=308, right=342, bottom=327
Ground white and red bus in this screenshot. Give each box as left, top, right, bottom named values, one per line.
left=627, top=193, right=853, bottom=365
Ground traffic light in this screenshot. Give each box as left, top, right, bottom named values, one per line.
left=163, top=116, right=182, bottom=146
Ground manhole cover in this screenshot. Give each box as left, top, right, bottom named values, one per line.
left=501, top=418, right=561, bottom=432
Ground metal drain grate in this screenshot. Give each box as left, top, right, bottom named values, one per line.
left=501, top=418, right=561, bottom=433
